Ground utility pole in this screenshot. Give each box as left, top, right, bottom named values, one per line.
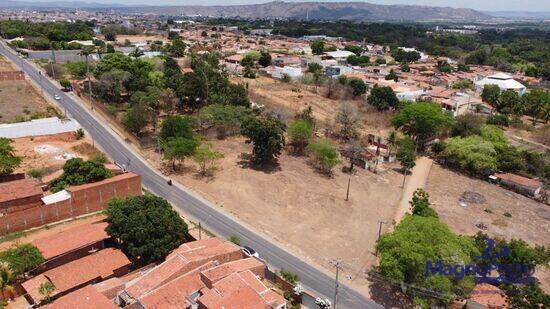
left=198, top=222, right=202, bottom=240
left=345, top=174, right=351, bottom=201
left=331, top=259, right=343, bottom=309
left=375, top=221, right=387, bottom=256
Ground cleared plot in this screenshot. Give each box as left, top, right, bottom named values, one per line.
left=0, top=80, right=57, bottom=124
left=0, top=54, right=16, bottom=72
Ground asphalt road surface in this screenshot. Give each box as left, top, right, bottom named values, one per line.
left=0, top=42, right=382, bottom=309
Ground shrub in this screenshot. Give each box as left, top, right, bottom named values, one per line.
left=74, top=128, right=85, bottom=140
left=306, top=139, right=341, bottom=174
left=287, top=119, right=313, bottom=154
left=279, top=269, right=300, bottom=284
left=228, top=236, right=241, bottom=246
left=487, top=114, right=510, bottom=127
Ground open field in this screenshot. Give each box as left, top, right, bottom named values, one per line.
left=12, top=132, right=99, bottom=176
left=0, top=54, right=16, bottom=71
left=143, top=136, right=404, bottom=292
left=234, top=76, right=395, bottom=136
left=0, top=79, right=56, bottom=124
left=115, top=34, right=166, bottom=44
left=425, top=163, right=550, bottom=246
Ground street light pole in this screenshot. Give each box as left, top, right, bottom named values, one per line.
left=331, top=259, right=343, bottom=309
left=375, top=221, right=387, bottom=256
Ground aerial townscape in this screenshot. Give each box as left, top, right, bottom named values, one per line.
left=0, top=0, right=549, bottom=308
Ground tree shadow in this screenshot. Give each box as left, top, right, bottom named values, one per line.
left=236, top=152, right=282, bottom=174
left=367, top=271, right=414, bottom=309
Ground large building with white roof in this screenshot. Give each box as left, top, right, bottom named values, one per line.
left=474, top=73, right=526, bottom=96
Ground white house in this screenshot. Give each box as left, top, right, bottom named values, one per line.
left=324, top=50, right=355, bottom=65
left=272, top=66, right=303, bottom=80
left=474, top=73, right=526, bottom=96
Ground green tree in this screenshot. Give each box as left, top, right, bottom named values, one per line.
left=0, top=138, right=21, bottom=177
left=344, top=44, right=363, bottom=55
left=376, top=215, right=478, bottom=302
left=192, top=143, right=224, bottom=176
left=392, top=102, right=453, bottom=148
left=0, top=263, right=15, bottom=300
left=241, top=54, right=256, bottom=78
left=162, top=136, right=200, bottom=171
left=59, top=79, right=71, bottom=90
left=258, top=51, right=272, bottom=67
left=441, top=135, right=498, bottom=175
left=122, top=103, right=151, bottom=136
left=348, top=78, right=367, bottom=97
left=523, top=89, right=550, bottom=126
left=385, top=69, right=398, bottom=81
left=499, top=89, right=522, bottom=115
left=409, top=188, right=438, bottom=218
left=481, top=84, right=501, bottom=106
left=0, top=244, right=44, bottom=278
left=306, top=138, right=341, bottom=174
left=307, top=63, right=324, bottom=89
left=49, top=158, right=112, bottom=192
left=288, top=119, right=313, bottom=154
left=168, top=37, right=186, bottom=57
left=310, top=40, right=325, bottom=55
left=451, top=114, right=485, bottom=137
left=106, top=194, right=188, bottom=264
left=241, top=115, right=286, bottom=165
left=397, top=137, right=416, bottom=187
left=367, top=85, right=399, bottom=111
left=400, top=63, right=410, bottom=72
left=198, top=104, right=251, bottom=138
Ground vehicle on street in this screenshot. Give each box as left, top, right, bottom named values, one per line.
left=242, top=246, right=259, bottom=258
left=54, top=95, right=61, bottom=100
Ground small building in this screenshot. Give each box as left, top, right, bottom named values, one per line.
left=474, top=73, right=526, bottom=96
left=272, top=66, right=303, bottom=80
left=324, top=50, right=355, bottom=65
left=325, top=65, right=353, bottom=77
left=22, top=248, right=131, bottom=305
left=495, top=173, right=544, bottom=197
left=0, top=178, right=44, bottom=214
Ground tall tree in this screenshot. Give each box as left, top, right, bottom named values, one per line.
left=397, top=137, right=416, bottom=187
left=310, top=40, right=325, bottom=55
left=241, top=115, right=286, bottom=165
left=0, top=138, right=21, bottom=177
left=335, top=102, right=360, bottom=141
left=106, top=194, right=188, bottom=264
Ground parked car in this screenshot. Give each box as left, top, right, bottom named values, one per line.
left=54, top=95, right=61, bottom=100
left=242, top=246, right=259, bottom=258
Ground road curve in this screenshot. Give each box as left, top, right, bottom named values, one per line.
left=0, top=42, right=382, bottom=309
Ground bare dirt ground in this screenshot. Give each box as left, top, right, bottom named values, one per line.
left=11, top=132, right=98, bottom=175
left=425, top=164, right=550, bottom=246
left=394, top=157, right=433, bottom=223
left=115, top=34, right=166, bottom=44
left=0, top=80, right=55, bottom=124
left=235, top=76, right=394, bottom=136
left=0, top=54, right=16, bottom=71
left=143, top=136, right=404, bottom=293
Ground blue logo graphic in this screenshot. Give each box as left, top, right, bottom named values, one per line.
left=425, top=237, right=536, bottom=285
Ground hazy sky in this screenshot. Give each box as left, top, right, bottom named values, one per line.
left=10, top=0, right=550, bottom=12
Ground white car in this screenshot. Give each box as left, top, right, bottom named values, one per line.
left=54, top=95, right=61, bottom=100
left=242, top=246, right=259, bottom=258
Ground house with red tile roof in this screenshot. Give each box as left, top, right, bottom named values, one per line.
left=32, top=221, right=109, bottom=271
left=198, top=270, right=287, bottom=309
left=0, top=178, right=43, bottom=213
left=495, top=173, right=544, bottom=197
left=22, top=248, right=131, bottom=305
left=45, top=285, right=117, bottom=309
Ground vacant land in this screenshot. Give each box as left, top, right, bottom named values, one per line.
left=0, top=54, right=15, bottom=72
left=12, top=132, right=98, bottom=177
left=235, top=76, right=394, bottom=136
left=143, top=136, right=403, bottom=290
left=425, top=164, right=549, bottom=246
left=115, top=34, right=166, bottom=44
left=0, top=80, right=56, bottom=123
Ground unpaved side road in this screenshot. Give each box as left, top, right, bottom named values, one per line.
left=394, top=157, right=433, bottom=224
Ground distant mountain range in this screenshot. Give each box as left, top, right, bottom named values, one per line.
left=0, top=0, right=127, bottom=8
left=0, top=0, right=521, bottom=22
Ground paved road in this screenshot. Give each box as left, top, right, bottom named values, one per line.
left=0, top=42, right=382, bottom=309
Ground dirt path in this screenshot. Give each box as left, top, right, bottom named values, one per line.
left=393, top=157, right=433, bottom=224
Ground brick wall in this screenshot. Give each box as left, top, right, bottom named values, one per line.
left=0, top=71, right=24, bottom=81
left=0, top=173, right=141, bottom=236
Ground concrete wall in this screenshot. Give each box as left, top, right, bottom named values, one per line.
left=0, top=173, right=141, bottom=236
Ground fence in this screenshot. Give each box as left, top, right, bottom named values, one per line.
left=0, top=173, right=141, bottom=236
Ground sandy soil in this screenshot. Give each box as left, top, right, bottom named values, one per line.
left=0, top=55, right=16, bottom=72
left=12, top=133, right=97, bottom=175
left=394, top=157, right=433, bottom=223
left=236, top=76, right=394, bottom=136
left=0, top=80, right=55, bottom=123
left=425, top=164, right=550, bottom=246
left=143, top=136, right=403, bottom=291
left=116, top=34, right=166, bottom=44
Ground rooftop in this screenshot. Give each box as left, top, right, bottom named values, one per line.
left=22, top=248, right=130, bottom=304
left=45, top=285, right=117, bottom=309
left=32, top=221, right=109, bottom=260
left=496, top=173, right=543, bottom=189
left=0, top=178, right=43, bottom=206
left=200, top=257, right=265, bottom=287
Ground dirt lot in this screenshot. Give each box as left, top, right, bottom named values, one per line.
left=115, top=34, right=166, bottom=44
left=144, top=136, right=402, bottom=288
left=11, top=132, right=99, bottom=176
left=0, top=80, right=56, bottom=124
left=0, top=54, right=16, bottom=72
left=235, top=76, right=395, bottom=136
left=425, top=164, right=550, bottom=246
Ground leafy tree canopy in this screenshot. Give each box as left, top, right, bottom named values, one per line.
left=49, top=158, right=112, bottom=193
